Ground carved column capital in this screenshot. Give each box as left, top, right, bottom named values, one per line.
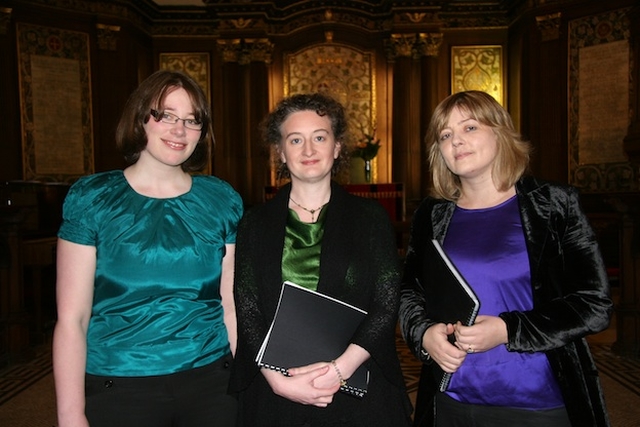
left=386, top=33, right=443, bottom=61
left=416, top=33, right=443, bottom=58
left=96, top=24, right=120, bottom=51
left=218, top=38, right=274, bottom=65
left=535, top=12, right=562, bottom=42
left=0, top=7, right=12, bottom=36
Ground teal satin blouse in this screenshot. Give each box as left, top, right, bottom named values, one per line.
left=58, top=170, right=243, bottom=376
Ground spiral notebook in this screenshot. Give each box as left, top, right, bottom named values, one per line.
left=420, top=239, right=481, bottom=392
left=256, top=281, right=369, bottom=398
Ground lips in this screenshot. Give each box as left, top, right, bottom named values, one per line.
left=164, top=139, right=187, bottom=150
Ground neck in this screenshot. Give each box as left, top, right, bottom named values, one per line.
left=124, top=163, right=191, bottom=198
left=457, top=185, right=516, bottom=209
left=288, top=182, right=332, bottom=223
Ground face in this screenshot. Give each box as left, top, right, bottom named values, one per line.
left=279, top=110, right=341, bottom=185
left=140, top=87, right=201, bottom=169
left=438, top=106, right=499, bottom=185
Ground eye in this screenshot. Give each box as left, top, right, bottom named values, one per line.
left=314, top=135, right=326, bottom=143
left=185, top=118, right=201, bottom=126
left=465, top=125, right=477, bottom=132
left=289, top=137, right=302, bottom=145
left=161, top=112, right=175, bottom=120
left=439, top=132, right=451, bottom=142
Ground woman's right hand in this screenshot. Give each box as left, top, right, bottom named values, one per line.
left=422, top=323, right=468, bottom=373
left=261, top=365, right=340, bottom=407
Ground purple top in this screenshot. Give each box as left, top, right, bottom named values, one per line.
left=443, top=195, right=565, bottom=409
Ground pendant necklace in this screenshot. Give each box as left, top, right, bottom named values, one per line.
left=289, top=197, right=328, bottom=222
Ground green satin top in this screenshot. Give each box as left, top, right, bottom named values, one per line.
left=281, top=207, right=328, bottom=291
left=58, top=170, right=243, bottom=377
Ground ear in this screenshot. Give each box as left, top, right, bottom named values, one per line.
left=278, top=147, right=286, bottom=164
left=333, top=142, right=342, bottom=159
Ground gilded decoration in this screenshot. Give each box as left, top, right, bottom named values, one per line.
left=159, top=53, right=210, bottom=101
left=386, top=33, right=443, bottom=61
left=17, top=23, right=94, bottom=182
left=569, top=8, right=635, bottom=192
left=284, top=44, right=376, bottom=184
left=451, top=45, right=503, bottom=106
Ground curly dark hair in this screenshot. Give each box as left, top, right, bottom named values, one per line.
left=261, top=92, right=349, bottom=180
left=115, top=69, right=212, bottom=172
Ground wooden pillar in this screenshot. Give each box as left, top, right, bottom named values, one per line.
left=387, top=34, right=442, bottom=212
left=216, top=39, right=272, bottom=207
left=614, top=5, right=640, bottom=359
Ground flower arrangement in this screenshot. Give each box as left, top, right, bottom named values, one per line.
left=352, top=129, right=381, bottom=161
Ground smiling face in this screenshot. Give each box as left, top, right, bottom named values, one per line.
left=437, top=106, right=499, bottom=186
left=139, top=87, right=202, bottom=169
left=278, top=110, right=341, bottom=185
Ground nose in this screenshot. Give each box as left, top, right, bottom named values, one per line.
left=170, top=120, right=187, bottom=135
left=302, top=140, right=315, bottom=156
left=451, top=133, right=463, bottom=147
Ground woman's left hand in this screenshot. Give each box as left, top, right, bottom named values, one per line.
left=453, top=315, right=508, bottom=354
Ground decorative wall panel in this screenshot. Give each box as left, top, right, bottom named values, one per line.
left=569, top=8, right=635, bottom=192
left=17, top=23, right=94, bottom=182
left=451, top=45, right=503, bottom=106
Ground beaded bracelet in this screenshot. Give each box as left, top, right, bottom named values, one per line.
left=330, top=360, right=347, bottom=387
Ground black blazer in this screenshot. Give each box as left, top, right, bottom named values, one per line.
left=400, top=176, right=613, bottom=427
left=231, top=181, right=412, bottom=426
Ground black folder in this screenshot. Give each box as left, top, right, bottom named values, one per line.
left=421, top=239, right=481, bottom=392
left=256, top=281, right=369, bottom=397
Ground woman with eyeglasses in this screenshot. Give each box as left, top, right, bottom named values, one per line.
left=53, top=70, right=243, bottom=427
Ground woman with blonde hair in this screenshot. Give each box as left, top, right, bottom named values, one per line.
left=400, top=90, right=612, bottom=427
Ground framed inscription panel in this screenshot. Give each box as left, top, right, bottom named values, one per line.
left=568, top=8, right=634, bottom=192
left=17, top=23, right=94, bottom=182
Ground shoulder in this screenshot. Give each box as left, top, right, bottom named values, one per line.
left=68, top=170, right=124, bottom=194
left=64, top=170, right=126, bottom=208
left=413, top=195, right=450, bottom=219
left=192, top=175, right=243, bottom=208
left=516, top=175, right=580, bottom=205
left=193, top=174, right=240, bottom=197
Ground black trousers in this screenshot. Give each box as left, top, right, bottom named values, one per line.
left=85, top=356, right=237, bottom=427
left=435, top=392, right=572, bottom=427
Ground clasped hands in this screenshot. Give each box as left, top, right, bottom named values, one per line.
left=261, top=361, right=342, bottom=408
left=421, top=314, right=508, bottom=373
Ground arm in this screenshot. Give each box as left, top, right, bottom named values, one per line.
left=53, top=238, right=96, bottom=427
left=220, top=243, right=236, bottom=355
left=399, top=202, right=438, bottom=362
left=500, top=186, right=613, bottom=352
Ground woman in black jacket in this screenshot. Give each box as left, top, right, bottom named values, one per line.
left=231, top=93, right=412, bottom=426
left=400, top=90, right=612, bottom=427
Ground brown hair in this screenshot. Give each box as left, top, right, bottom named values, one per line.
left=425, top=90, right=531, bottom=201
left=115, top=70, right=212, bottom=172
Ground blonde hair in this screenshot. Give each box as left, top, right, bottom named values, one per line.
left=426, top=91, right=531, bottom=201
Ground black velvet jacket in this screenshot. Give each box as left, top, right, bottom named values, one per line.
left=231, top=182, right=412, bottom=426
left=399, top=176, right=613, bottom=427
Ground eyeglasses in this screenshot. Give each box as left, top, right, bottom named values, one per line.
left=150, top=109, right=203, bottom=131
